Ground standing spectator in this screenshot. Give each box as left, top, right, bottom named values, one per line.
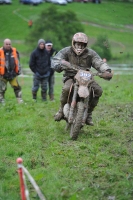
left=92, top=0, right=101, bottom=3
left=29, top=39, right=50, bottom=101
left=28, top=20, right=33, bottom=28
left=0, top=38, right=23, bottom=104
left=45, top=40, right=57, bottom=101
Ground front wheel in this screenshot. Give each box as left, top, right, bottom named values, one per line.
left=70, top=101, right=84, bottom=140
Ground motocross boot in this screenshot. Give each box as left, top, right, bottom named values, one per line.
left=54, top=105, right=64, bottom=121
left=55, top=81, right=71, bottom=121
left=86, top=97, right=100, bottom=126
left=86, top=112, right=94, bottom=126
left=16, top=91, right=23, bottom=104
left=14, top=87, right=23, bottom=104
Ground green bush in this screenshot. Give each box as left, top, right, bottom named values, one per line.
left=25, top=5, right=84, bottom=51
left=91, top=35, right=112, bottom=61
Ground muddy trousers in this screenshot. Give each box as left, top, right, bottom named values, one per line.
left=60, top=78, right=103, bottom=111
left=0, top=77, right=22, bottom=102
left=48, top=73, right=55, bottom=100
left=32, top=75, right=49, bottom=101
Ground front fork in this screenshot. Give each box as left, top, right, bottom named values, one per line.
left=68, top=83, right=90, bottom=124
left=68, top=85, right=91, bottom=125
left=68, top=83, right=78, bottom=123
left=82, top=96, right=89, bottom=125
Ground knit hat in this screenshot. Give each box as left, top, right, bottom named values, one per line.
left=45, top=40, right=53, bottom=46
left=38, top=39, right=45, bottom=46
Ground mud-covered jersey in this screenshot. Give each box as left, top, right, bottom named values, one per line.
left=51, top=46, right=111, bottom=77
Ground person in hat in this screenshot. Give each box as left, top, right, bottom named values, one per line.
left=45, top=40, right=57, bottom=101
left=29, top=39, right=51, bottom=101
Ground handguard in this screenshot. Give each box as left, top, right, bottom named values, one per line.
left=99, top=71, right=113, bottom=80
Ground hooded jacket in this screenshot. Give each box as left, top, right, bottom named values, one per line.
left=29, top=47, right=50, bottom=78
left=48, top=48, right=57, bottom=76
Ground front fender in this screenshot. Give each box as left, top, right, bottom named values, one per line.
left=63, top=103, right=70, bottom=119
left=78, top=86, right=89, bottom=98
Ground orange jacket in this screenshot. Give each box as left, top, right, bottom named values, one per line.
left=0, top=47, right=19, bottom=75
left=28, top=20, right=33, bottom=26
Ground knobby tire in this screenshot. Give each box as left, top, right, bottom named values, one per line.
left=70, top=101, right=84, bottom=140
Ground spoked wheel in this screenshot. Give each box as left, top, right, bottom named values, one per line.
left=70, top=101, right=84, bottom=140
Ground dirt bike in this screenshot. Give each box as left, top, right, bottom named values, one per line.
left=63, top=69, right=112, bottom=140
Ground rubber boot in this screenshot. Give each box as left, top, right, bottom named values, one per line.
left=49, top=94, right=54, bottom=101
left=32, top=91, right=37, bottom=102
left=41, top=91, right=47, bottom=101
left=86, top=97, right=100, bottom=126
left=54, top=104, right=64, bottom=121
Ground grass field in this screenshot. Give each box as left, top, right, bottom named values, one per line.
left=0, top=73, right=133, bottom=199
left=0, top=0, right=133, bottom=65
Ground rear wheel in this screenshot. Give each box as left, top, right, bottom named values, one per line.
left=70, top=101, right=84, bottom=140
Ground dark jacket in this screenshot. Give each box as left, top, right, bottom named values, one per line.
left=49, top=48, right=57, bottom=76
left=29, top=47, right=50, bottom=78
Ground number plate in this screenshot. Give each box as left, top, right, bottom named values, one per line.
left=80, top=72, right=92, bottom=80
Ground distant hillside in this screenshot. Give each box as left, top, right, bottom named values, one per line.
left=104, top=0, right=133, bottom=2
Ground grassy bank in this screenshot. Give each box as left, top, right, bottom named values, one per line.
left=0, top=74, right=133, bottom=199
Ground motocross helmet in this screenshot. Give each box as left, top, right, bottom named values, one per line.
left=72, top=32, right=88, bottom=55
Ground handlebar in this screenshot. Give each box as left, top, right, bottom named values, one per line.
left=95, top=71, right=113, bottom=79
left=62, top=65, right=113, bottom=80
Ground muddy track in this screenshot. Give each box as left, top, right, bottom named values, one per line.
left=82, top=21, right=133, bottom=33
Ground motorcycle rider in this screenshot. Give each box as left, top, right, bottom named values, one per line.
left=51, top=32, right=113, bottom=125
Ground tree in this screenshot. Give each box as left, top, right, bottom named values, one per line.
left=25, top=5, right=84, bottom=51
left=91, top=35, right=112, bottom=61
